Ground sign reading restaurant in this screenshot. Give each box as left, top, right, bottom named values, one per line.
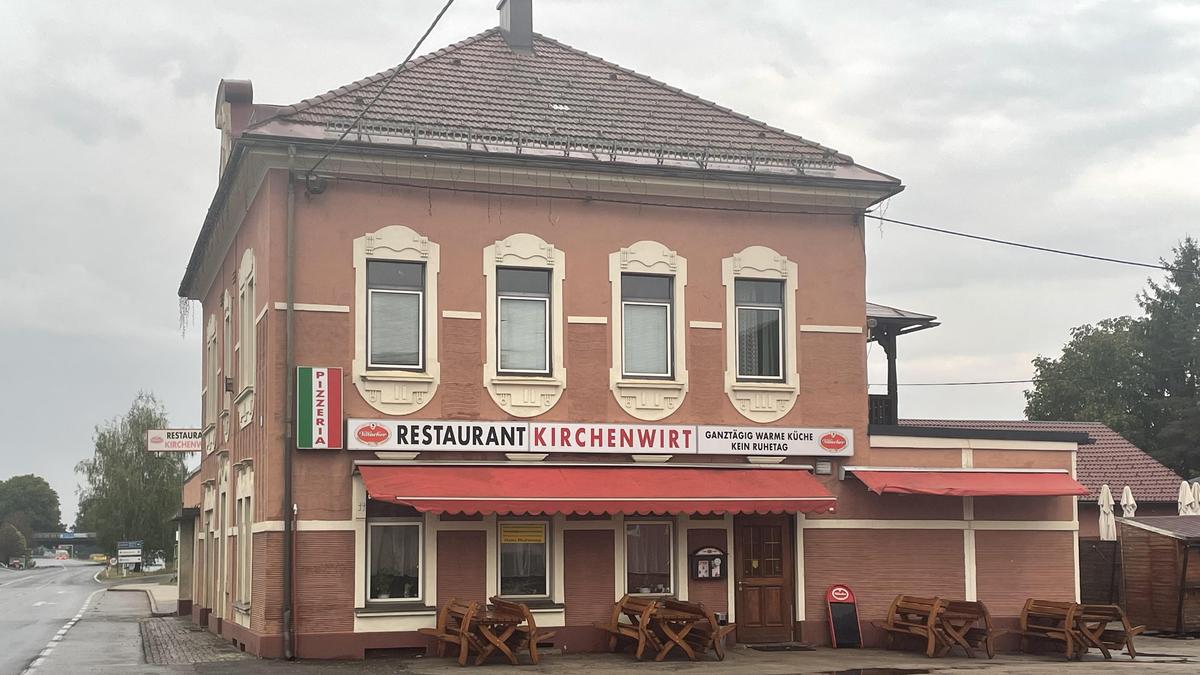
left=145, top=429, right=203, bottom=453
left=347, top=419, right=853, bottom=456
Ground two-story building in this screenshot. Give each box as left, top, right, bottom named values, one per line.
left=176, top=1, right=1093, bottom=659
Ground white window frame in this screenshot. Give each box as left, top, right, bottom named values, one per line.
left=497, top=294, right=551, bottom=376
left=621, top=299, right=673, bottom=379
left=497, top=520, right=551, bottom=600
left=624, top=520, right=675, bottom=596
left=366, top=519, right=424, bottom=604
left=204, top=316, right=218, bottom=427
left=366, top=286, right=425, bottom=371
left=735, top=301, right=785, bottom=382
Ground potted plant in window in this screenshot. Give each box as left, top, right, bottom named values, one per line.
left=372, top=572, right=394, bottom=599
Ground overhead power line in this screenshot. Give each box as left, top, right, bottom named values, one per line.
left=865, top=214, right=1172, bottom=271
left=868, top=379, right=1036, bottom=387
left=306, top=0, right=457, bottom=178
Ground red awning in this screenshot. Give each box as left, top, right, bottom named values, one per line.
left=851, top=470, right=1089, bottom=497
left=358, top=464, right=836, bottom=515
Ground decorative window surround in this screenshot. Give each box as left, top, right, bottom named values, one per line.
left=609, top=241, right=687, bottom=421
left=220, top=291, right=232, bottom=443
left=353, top=225, right=441, bottom=416
left=483, top=233, right=565, bottom=417
left=203, top=315, right=218, bottom=454
left=723, top=246, right=799, bottom=423
left=235, top=249, right=256, bottom=429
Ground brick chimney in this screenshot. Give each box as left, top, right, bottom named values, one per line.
left=497, top=0, right=533, bottom=54
left=214, top=79, right=253, bottom=176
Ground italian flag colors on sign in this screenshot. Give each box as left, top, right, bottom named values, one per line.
left=296, top=367, right=343, bottom=450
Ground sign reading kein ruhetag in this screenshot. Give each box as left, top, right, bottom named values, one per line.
left=145, top=429, right=203, bottom=453
left=696, top=426, right=853, bottom=456
left=297, top=367, right=343, bottom=450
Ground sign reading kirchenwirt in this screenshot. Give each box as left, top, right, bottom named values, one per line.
left=145, top=429, right=203, bottom=453
left=297, top=367, right=343, bottom=449
left=347, top=419, right=853, bottom=456
left=697, top=426, right=853, bottom=457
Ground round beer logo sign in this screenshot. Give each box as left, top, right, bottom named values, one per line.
left=830, top=585, right=851, bottom=602
left=819, top=432, right=848, bottom=452
left=355, top=423, right=390, bottom=446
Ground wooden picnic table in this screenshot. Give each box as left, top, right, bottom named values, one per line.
left=468, top=608, right=526, bottom=666
left=646, top=605, right=707, bottom=661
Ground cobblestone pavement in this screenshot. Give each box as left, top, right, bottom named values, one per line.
left=140, top=617, right=253, bottom=665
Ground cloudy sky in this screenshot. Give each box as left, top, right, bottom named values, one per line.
left=1, top=1, right=1196, bottom=524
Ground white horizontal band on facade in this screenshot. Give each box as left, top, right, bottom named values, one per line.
left=249, top=520, right=356, bottom=533
left=870, top=436, right=1078, bottom=451
left=272, top=302, right=351, bottom=313
left=844, top=465, right=1071, bottom=474
left=801, top=519, right=1078, bottom=531
left=567, top=315, right=607, bottom=324
left=442, top=310, right=482, bottom=320
left=688, top=321, right=722, bottom=329
left=799, top=324, right=863, bottom=334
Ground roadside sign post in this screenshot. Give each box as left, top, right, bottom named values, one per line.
left=117, top=539, right=143, bottom=574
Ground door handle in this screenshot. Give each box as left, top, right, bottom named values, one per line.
left=737, top=581, right=743, bottom=591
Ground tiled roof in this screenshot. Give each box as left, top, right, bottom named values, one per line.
left=253, top=29, right=873, bottom=172
left=899, top=419, right=1184, bottom=504
left=1120, top=515, right=1200, bottom=541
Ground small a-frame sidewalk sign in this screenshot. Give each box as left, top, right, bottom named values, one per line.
left=826, top=584, right=863, bottom=648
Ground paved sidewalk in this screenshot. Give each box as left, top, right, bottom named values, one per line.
left=110, top=582, right=180, bottom=616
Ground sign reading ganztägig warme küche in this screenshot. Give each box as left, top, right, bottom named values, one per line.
left=696, top=426, right=853, bottom=457
left=145, top=429, right=203, bottom=453
left=347, top=419, right=853, bottom=456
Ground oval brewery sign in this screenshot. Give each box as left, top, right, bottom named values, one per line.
left=819, top=432, right=848, bottom=453
left=355, top=423, right=391, bottom=446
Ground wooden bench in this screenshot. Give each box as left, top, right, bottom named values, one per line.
left=1075, top=603, right=1145, bottom=660
left=660, top=599, right=736, bottom=661
left=593, top=594, right=662, bottom=660
left=875, top=595, right=950, bottom=657
left=1018, top=598, right=1083, bottom=660
left=939, top=599, right=997, bottom=659
left=490, top=596, right=558, bottom=665
left=418, top=598, right=486, bottom=666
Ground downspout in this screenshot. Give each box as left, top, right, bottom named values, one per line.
left=282, top=145, right=297, bottom=659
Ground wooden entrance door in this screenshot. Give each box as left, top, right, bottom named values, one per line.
left=734, top=514, right=794, bottom=643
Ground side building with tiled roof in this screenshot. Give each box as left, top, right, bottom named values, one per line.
left=176, top=1, right=1098, bottom=659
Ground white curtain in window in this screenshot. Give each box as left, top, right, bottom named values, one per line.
left=737, top=307, right=781, bottom=377
left=499, top=298, right=547, bottom=371
left=370, top=526, right=420, bottom=578
left=371, top=292, right=420, bottom=365
left=624, top=304, right=669, bottom=375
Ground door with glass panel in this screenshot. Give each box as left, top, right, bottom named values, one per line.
left=733, top=514, right=793, bottom=643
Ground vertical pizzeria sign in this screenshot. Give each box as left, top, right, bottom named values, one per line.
left=296, top=367, right=343, bottom=450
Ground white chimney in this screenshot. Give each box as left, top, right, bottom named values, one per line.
left=498, top=0, right=533, bottom=53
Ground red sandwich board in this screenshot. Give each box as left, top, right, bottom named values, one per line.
left=826, top=584, right=863, bottom=648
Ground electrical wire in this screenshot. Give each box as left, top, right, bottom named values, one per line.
left=306, top=0, right=457, bottom=178
left=868, top=379, right=1037, bottom=387
left=864, top=214, right=1172, bottom=272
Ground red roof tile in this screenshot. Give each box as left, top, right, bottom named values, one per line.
left=900, top=419, right=1183, bottom=504
left=252, top=29, right=881, bottom=173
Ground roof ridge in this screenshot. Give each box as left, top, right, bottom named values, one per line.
left=527, top=32, right=853, bottom=163
left=248, top=27, right=502, bottom=130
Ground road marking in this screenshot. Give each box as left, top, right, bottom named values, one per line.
left=21, top=587, right=105, bottom=674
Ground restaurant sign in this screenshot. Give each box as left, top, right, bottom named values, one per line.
left=297, top=367, right=344, bottom=449
left=145, top=429, right=203, bottom=453
left=347, top=419, right=853, bottom=456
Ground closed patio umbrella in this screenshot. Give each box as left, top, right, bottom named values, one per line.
left=1178, top=480, right=1198, bottom=516
left=1192, top=482, right=1200, bottom=513
left=1121, top=485, right=1137, bottom=518
left=1098, top=484, right=1117, bottom=541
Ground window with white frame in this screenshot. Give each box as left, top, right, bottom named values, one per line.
left=735, top=279, right=785, bottom=380
left=368, top=521, right=422, bottom=601
left=499, top=522, right=549, bottom=598
left=237, top=251, right=256, bottom=393
left=621, top=274, right=673, bottom=378
left=626, top=522, right=673, bottom=595
left=222, top=292, right=232, bottom=412
left=234, top=465, right=253, bottom=607
left=497, top=268, right=551, bottom=375
left=205, top=318, right=218, bottom=427
left=367, top=260, right=425, bottom=369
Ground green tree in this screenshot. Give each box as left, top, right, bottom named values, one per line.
left=0, top=474, right=64, bottom=544
left=0, top=523, right=27, bottom=562
left=75, top=393, right=187, bottom=560
left=1025, top=238, right=1200, bottom=477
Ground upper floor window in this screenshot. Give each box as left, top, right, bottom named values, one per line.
left=497, top=267, right=551, bottom=375
left=621, top=274, right=673, bottom=378
left=237, top=249, right=256, bottom=393
left=367, top=260, right=425, bottom=370
left=735, top=278, right=784, bottom=380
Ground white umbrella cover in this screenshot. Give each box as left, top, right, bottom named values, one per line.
left=1179, top=480, right=1197, bottom=516
left=1098, top=484, right=1117, bottom=541
left=1192, top=482, right=1200, bottom=514
left=1121, top=485, right=1137, bottom=518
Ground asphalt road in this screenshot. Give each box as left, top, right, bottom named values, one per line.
left=0, top=559, right=103, bottom=675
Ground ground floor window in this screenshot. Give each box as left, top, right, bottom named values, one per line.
left=368, top=521, right=421, bottom=601
left=626, top=521, right=673, bottom=594
left=499, top=522, right=549, bottom=597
